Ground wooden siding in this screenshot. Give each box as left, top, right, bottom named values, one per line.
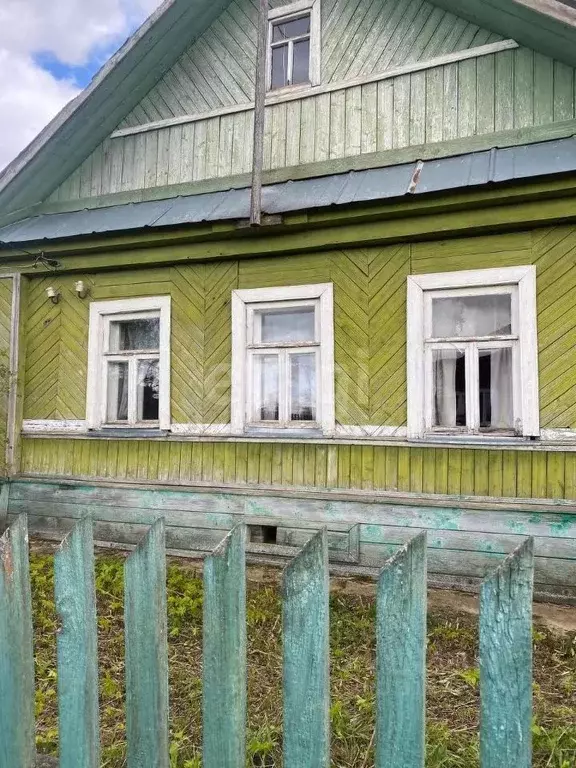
left=117, top=0, right=500, bottom=131
left=20, top=226, right=576, bottom=430
left=18, top=438, right=576, bottom=503
left=0, top=278, right=13, bottom=473
left=48, top=46, right=576, bottom=204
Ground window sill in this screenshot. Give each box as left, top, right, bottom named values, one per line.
left=87, top=428, right=171, bottom=438
left=409, top=433, right=536, bottom=447
left=244, top=426, right=325, bottom=439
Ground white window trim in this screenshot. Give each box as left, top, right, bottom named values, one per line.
left=86, top=296, right=171, bottom=431
left=266, top=0, right=321, bottom=92
left=231, top=283, right=334, bottom=436
left=406, top=266, right=539, bottom=440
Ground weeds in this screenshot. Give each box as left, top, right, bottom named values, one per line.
left=29, top=551, right=576, bottom=767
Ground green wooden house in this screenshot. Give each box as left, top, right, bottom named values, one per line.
left=2, top=0, right=576, bottom=596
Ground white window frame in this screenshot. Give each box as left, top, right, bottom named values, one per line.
left=231, top=283, right=334, bottom=435
left=86, top=296, right=171, bottom=431
left=407, top=266, right=539, bottom=439
left=266, top=0, right=321, bottom=92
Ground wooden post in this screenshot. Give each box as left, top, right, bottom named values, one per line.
left=124, top=519, right=169, bottom=768
left=0, top=514, right=35, bottom=768
left=54, top=516, right=100, bottom=768
left=202, top=525, right=247, bottom=768
left=250, top=0, right=268, bottom=225
left=283, top=529, right=330, bottom=768
left=480, top=538, right=534, bottom=768
left=376, top=532, right=427, bottom=768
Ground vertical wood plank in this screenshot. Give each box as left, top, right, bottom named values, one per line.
left=283, top=530, right=329, bottom=768
left=203, top=525, right=247, bottom=768
left=55, top=517, right=99, bottom=768
left=124, top=520, right=169, bottom=768
left=376, top=532, right=426, bottom=768
left=480, top=538, right=534, bottom=768
left=0, top=515, right=35, bottom=768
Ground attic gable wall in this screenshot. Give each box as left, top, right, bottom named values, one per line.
left=118, top=0, right=501, bottom=130
left=47, top=44, right=576, bottom=208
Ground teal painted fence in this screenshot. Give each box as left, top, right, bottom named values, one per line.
left=0, top=515, right=534, bottom=766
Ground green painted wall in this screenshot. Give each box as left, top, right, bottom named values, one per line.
left=22, top=224, right=576, bottom=431
left=18, top=438, right=576, bottom=502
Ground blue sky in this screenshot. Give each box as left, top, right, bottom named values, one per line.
left=0, top=0, right=163, bottom=169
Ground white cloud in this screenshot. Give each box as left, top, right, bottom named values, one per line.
left=0, top=0, right=163, bottom=170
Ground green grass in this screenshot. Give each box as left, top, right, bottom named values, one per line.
left=30, top=551, right=576, bottom=768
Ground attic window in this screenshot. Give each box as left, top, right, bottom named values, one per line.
left=267, top=0, right=320, bottom=91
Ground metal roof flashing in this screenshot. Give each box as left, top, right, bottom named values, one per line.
left=1, top=136, right=576, bottom=249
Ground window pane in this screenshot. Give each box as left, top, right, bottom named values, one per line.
left=109, top=317, right=160, bottom=352
left=271, top=44, right=289, bottom=89
left=479, top=348, right=513, bottom=430
left=272, top=15, right=310, bottom=41
left=260, top=307, right=315, bottom=342
left=254, top=355, right=279, bottom=421
left=137, top=360, right=160, bottom=421
left=433, top=349, right=466, bottom=427
left=431, top=294, right=512, bottom=338
left=290, top=352, right=316, bottom=421
left=292, top=38, right=310, bottom=84
left=107, top=361, right=129, bottom=422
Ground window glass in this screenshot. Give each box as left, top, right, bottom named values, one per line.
left=260, top=307, right=315, bottom=343
left=271, top=45, right=289, bottom=89
left=431, top=294, right=511, bottom=338
left=272, top=15, right=310, bottom=41
left=107, top=361, right=129, bottom=422
left=109, top=317, right=160, bottom=352
left=254, top=355, right=280, bottom=421
left=479, top=348, right=513, bottom=429
left=433, top=349, right=466, bottom=428
left=137, top=360, right=160, bottom=421
left=292, top=38, right=310, bottom=84
left=290, top=352, right=316, bottom=421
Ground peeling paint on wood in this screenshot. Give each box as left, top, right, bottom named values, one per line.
left=202, top=524, right=247, bottom=768
left=124, top=519, right=169, bottom=768
left=283, top=529, right=330, bottom=768
left=480, top=537, right=534, bottom=768
left=376, top=531, right=427, bottom=768
left=0, top=515, right=35, bottom=768
left=54, top=516, right=100, bottom=768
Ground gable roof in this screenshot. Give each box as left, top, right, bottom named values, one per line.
left=1, top=0, right=576, bottom=224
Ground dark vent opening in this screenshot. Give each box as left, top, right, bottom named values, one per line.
left=249, top=525, right=278, bottom=545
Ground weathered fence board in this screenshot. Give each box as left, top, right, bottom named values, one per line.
left=376, top=531, right=427, bottom=768
left=124, top=519, right=169, bottom=768
left=283, top=529, right=330, bottom=768
left=202, top=524, right=247, bottom=768
left=54, top=516, right=100, bottom=768
left=0, top=514, right=35, bottom=768
left=480, top=537, right=534, bottom=768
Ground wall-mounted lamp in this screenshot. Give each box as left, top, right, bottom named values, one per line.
left=75, top=280, right=89, bottom=299
left=46, top=286, right=60, bottom=304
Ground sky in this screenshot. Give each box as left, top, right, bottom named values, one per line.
left=0, top=0, right=163, bottom=171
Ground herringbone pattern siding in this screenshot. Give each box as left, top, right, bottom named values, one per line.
left=22, top=226, right=576, bottom=431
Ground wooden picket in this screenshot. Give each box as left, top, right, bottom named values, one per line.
left=202, top=524, right=247, bottom=768
left=124, top=518, right=170, bottom=768
left=480, top=538, right=534, bottom=768
left=283, top=529, right=330, bottom=768
left=0, top=514, right=35, bottom=768
left=0, top=514, right=537, bottom=767
left=376, top=531, right=427, bottom=768
left=54, top=516, right=100, bottom=768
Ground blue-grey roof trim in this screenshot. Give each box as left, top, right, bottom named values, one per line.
left=2, top=136, right=576, bottom=246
